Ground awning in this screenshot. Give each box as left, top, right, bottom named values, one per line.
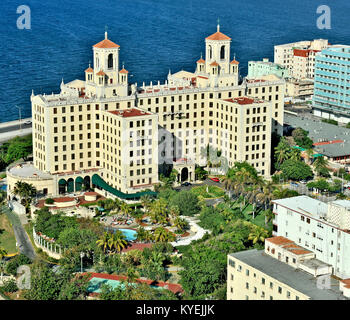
left=75, top=176, right=84, bottom=183
left=58, top=179, right=67, bottom=185
left=91, top=174, right=157, bottom=200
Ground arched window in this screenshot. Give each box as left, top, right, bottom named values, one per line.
left=220, top=46, right=225, bottom=60
left=108, top=54, right=113, bottom=69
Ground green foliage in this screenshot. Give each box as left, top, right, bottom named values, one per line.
left=24, top=262, right=89, bottom=300
left=34, top=208, right=78, bottom=240
left=195, top=166, right=208, bottom=180
left=0, top=135, right=32, bottom=169
left=346, top=122, right=350, bottom=129
left=0, top=278, right=18, bottom=293
left=322, top=119, right=338, bottom=126
left=292, top=128, right=313, bottom=149
left=57, top=227, right=98, bottom=249
left=45, top=198, right=54, bottom=205
left=280, top=159, right=313, bottom=181
left=190, top=185, right=225, bottom=198
left=169, top=191, right=200, bottom=216
left=5, top=254, right=32, bottom=276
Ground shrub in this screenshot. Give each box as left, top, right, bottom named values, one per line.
left=0, top=279, right=18, bottom=293
left=45, top=198, right=54, bottom=205
left=5, top=254, right=32, bottom=276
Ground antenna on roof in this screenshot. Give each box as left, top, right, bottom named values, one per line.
left=217, top=18, right=220, bottom=32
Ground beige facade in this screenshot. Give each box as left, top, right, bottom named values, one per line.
left=274, top=39, right=329, bottom=80
left=16, top=26, right=285, bottom=197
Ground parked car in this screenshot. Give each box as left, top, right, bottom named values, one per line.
left=290, top=182, right=299, bottom=187
left=344, top=183, right=350, bottom=188
left=24, top=120, right=32, bottom=125
left=181, top=182, right=192, bottom=187
left=300, top=180, right=307, bottom=184
left=209, top=177, right=220, bottom=182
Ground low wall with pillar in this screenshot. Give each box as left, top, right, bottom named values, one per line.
left=32, top=227, right=64, bottom=260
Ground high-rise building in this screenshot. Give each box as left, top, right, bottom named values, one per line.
left=313, top=45, right=350, bottom=124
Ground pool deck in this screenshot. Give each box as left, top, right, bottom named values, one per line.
left=84, top=272, right=183, bottom=295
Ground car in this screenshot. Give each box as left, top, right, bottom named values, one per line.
left=181, top=182, right=192, bottom=187
left=24, top=120, right=32, bottom=125
left=290, top=182, right=299, bottom=187
left=344, top=183, right=350, bottom=188
left=300, top=180, right=307, bottom=184
left=209, top=177, right=220, bottom=182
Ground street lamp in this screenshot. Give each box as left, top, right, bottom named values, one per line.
left=80, top=252, right=85, bottom=273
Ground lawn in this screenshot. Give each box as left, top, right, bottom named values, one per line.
left=191, top=185, right=225, bottom=198
left=0, top=212, right=17, bottom=254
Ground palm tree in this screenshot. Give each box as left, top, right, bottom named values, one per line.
left=274, top=137, right=291, bottom=167
left=248, top=226, right=269, bottom=244
left=304, top=148, right=314, bottom=165
left=96, top=232, right=111, bottom=253
left=153, top=227, right=175, bottom=243
left=169, top=206, right=180, bottom=220
left=140, top=195, right=152, bottom=215
left=313, top=156, right=329, bottom=176
left=272, top=186, right=292, bottom=200
left=263, top=210, right=275, bottom=227
left=289, top=148, right=301, bottom=161
left=108, top=230, right=128, bottom=253
left=136, top=226, right=147, bottom=242
left=173, top=216, right=189, bottom=233
left=13, top=181, right=37, bottom=208
left=120, top=202, right=131, bottom=217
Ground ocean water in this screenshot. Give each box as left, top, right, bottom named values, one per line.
left=0, top=0, right=349, bottom=122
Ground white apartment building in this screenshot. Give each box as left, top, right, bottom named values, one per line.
left=272, top=195, right=350, bottom=279
left=274, top=39, right=329, bottom=80
left=227, top=236, right=349, bottom=300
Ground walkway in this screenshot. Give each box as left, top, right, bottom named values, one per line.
left=170, top=216, right=211, bottom=247
left=1, top=206, right=36, bottom=260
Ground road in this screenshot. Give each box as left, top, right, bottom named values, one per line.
left=1, top=206, right=36, bottom=260
left=0, top=122, right=32, bottom=134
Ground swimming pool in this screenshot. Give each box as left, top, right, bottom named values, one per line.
left=0, top=184, right=7, bottom=191
left=87, top=277, right=162, bottom=293
left=119, top=228, right=137, bottom=241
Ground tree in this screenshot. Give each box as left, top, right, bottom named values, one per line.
left=195, top=166, right=208, bottom=181
left=272, top=187, right=299, bottom=200
left=248, top=226, right=269, bottom=244
left=274, top=137, right=291, bottom=167
left=313, top=156, right=330, bottom=177
left=13, top=181, right=37, bottom=208
left=173, top=216, right=189, bottom=233
left=292, top=127, right=313, bottom=149
left=96, top=232, right=111, bottom=253
left=170, top=191, right=200, bottom=216
left=108, top=230, right=128, bottom=253
left=280, top=159, right=313, bottom=181
left=153, top=227, right=175, bottom=243
left=0, top=247, right=7, bottom=281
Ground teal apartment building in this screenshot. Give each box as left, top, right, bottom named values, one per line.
left=248, top=58, right=289, bottom=79
left=313, top=45, right=350, bottom=124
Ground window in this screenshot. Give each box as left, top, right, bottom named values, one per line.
left=278, top=287, right=282, bottom=294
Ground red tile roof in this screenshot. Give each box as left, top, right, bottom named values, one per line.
left=230, top=59, right=239, bottom=65
left=197, top=58, right=205, bottom=64
left=210, top=61, right=219, bottom=66
left=96, top=70, right=106, bottom=76
left=85, top=67, right=93, bottom=73
left=266, top=236, right=293, bottom=245
left=119, top=68, right=129, bottom=74
left=93, top=39, right=120, bottom=49
left=313, top=140, right=343, bottom=146
left=294, top=49, right=310, bottom=58
left=109, top=108, right=151, bottom=118
left=206, top=31, right=231, bottom=41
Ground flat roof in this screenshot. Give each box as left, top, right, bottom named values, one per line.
left=229, top=249, right=346, bottom=300
left=284, top=113, right=350, bottom=157
left=272, top=195, right=328, bottom=218
left=224, top=97, right=265, bottom=105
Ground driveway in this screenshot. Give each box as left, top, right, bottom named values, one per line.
left=1, top=206, right=36, bottom=260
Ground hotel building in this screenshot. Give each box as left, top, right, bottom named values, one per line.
left=7, top=25, right=285, bottom=199
left=272, top=195, right=350, bottom=279
left=313, top=45, right=350, bottom=124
